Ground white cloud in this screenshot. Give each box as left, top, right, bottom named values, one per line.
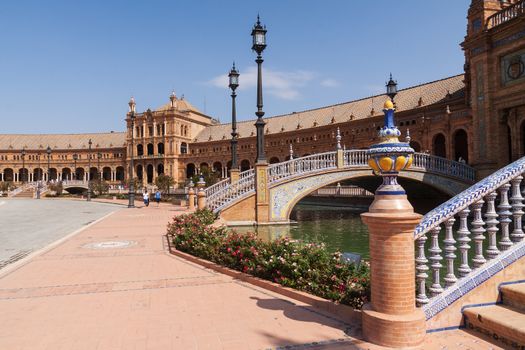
left=320, top=78, right=340, bottom=87
left=207, top=66, right=315, bottom=100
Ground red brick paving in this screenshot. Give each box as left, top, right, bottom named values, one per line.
left=0, top=203, right=504, bottom=349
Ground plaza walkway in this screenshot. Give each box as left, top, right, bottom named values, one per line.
left=0, top=201, right=503, bottom=349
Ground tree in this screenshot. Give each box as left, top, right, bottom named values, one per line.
left=89, top=179, right=109, bottom=196
left=190, top=168, right=219, bottom=187
left=155, top=174, right=175, bottom=194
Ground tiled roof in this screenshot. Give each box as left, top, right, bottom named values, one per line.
left=155, top=98, right=204, bottom=115
left=0, top=132, right=126, bottom=151
left=194, top=74, right=465, bottom=142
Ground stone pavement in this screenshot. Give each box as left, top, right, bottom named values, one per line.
left=0, top=201, right=504, bottom=349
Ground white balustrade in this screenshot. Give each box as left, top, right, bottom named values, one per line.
left=414, top=155, right=525, bottom=308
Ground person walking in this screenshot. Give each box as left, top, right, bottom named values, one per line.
left=143, top=191, right=149, bottom=207
left=154, top=190, right=161, bottom=206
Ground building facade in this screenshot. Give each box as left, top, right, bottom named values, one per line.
left=1, top=0, right=524, bottom=187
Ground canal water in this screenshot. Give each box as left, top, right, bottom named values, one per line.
left=232, top=196, right=445, bottom=259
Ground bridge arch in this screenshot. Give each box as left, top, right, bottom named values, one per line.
left=268, top=169, right=467, bottom=222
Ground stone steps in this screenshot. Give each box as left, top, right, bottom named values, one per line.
left=463, top=283, right=525, bottom=347
left=14, top=189, right=34, bottom=198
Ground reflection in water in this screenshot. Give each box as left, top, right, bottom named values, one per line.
left=233, top=203, right=370, bottom=258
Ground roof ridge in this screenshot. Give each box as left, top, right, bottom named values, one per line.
left=0, top=131, right=126, bottom=136
left=209, top=73, right=464, bottom=127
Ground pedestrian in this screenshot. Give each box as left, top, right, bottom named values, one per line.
left=143, top=191, right=149, bottom=207
left=155, top=190, right=161, bottom=206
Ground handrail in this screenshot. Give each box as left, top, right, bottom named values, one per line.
left=415, top=156, right=525, bottom=239
left=413, top=155, right=525, bottom=313
left=487, top=0, right=524, bottom=29
left=206, top=150, right=475, bottom=213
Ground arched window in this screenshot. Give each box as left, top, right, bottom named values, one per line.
left=157, top=163, right=164, bottom=176
left=433, top=133, right=446, bottom=158
left=116, top=166, right=125, bottom=181
left=137, top=144, right=144, bottom=156
left=453, top=129, right=469, bottom=163
left=136, top=165, right=143, bottom=181
left=269, top=157, right=280, bottom=164
left=146, top=164, right=154, bottom=183
left=186, top=163, right=196, bottom=178
left=212, top=162, right=222, bottom=176
left=103, top=167, right=112, bottom=181
left=147, top=143, right=154, bottom=155
left=409, top=141, right=421, bottom=153
left=240, top=159, right=250, bottom=171
left=157, top=142, right=165, bottom=155
left=180, top=142, right=188, bottom=154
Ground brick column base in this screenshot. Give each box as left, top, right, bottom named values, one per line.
left=362, top=305, right=426, bottom=348
left=361, top=194, right=425, bottom=348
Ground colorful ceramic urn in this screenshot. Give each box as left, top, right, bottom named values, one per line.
left=367, top=100, right=414, bottom=195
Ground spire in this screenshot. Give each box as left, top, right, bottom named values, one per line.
left=170, top=91, right=177, bottom=108
left=128, top=97, right=136, bottom=113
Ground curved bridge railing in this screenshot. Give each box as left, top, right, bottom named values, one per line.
left=413, top=156, right=525, bottom=320
left=206, top=150, right=475, bottom=213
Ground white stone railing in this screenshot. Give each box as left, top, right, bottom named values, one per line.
left=488, top=0, right=524, bottom=29
left=62, top=180, right=89, bottom=186
left=204, top=178, right=231, bottom=199
left=312, top=186, right=374, bottom=197
left=413, top=156, right=525, bottom=319
left=412, top=153, right=475, bottom=182
left=206, top=169, right=255, bottom=212
left=206, top=150, right=475, bottom=213
left=267, top=152, right=337, bottom=184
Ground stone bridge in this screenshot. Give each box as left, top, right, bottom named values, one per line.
left=205, top=150, right=476, bottom=224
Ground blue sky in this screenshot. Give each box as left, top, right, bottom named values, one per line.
left=0, top=0, right=470, bottom=134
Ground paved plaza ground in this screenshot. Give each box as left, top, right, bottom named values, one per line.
left=0, top=199, right=505, bottom=349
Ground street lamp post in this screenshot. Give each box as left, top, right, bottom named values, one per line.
left=251, top=15, right=267, bottom=164
left=128, top=97, right=136, bottom=208
left=36, top=152, right=41, bottom=199
left=21, top=149, right=26, bottom=184
left=87, top=139, right=92, bottom=201
left=229, top=62, right=240, bottom=171
left=97, top=152, right=102, bottom=180
left=46, top=146, right=51, bottom=183
left=386, top=73, right=398, bottom=103
left=73, top=154, right=78, bottom=180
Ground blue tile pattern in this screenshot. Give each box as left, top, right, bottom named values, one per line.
left=423, top=241, right=525, bottom=320
left=415, top=156, right=525, bottom=239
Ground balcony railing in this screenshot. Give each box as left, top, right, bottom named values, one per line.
left=488, top=0, right=524, bottom=29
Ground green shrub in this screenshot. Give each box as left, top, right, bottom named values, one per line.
left=167, top=210, right=370, bottom=309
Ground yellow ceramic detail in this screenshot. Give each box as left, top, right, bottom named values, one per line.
left=368, top=158, right=380, bottom=172
left=405, top=155, right=413, bottom=169
left=384, top=99, right=394, bottom=110
left=395, top=156, right=407, bottom=171
left=379, top=157, right=393, bottom=171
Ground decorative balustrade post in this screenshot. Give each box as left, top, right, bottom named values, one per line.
left=336, top=128, right=344, bottom=169
left=484, top=192, right=500, bottom=259
left=510, top=176, right=525, bottom=242
left=457, top=208, right=472, bottom=277
left=255, top=161, right=270, bottom=223
left=443, top=218, right=457, bottom=287
left=415, top=234, right=429, bottom=306
left=197, top=176, right=206, bottom=210
left=188, top=180, right=195, bottom=211
left=471, top=199, right=486, bottom=268
left=498, top=183, right=513, bottom=250
left=230, top=168, right=240, bottom=183
left=429, top=226, right=444, bottom=296
left=361, top=100, right=425, bottom=348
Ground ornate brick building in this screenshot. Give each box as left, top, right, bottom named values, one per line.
left=1, top=0, right=524, bottom=186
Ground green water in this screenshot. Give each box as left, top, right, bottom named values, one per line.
left=234, top=202, right=371, bottom=258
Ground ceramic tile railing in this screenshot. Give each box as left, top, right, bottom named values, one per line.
left=267, top=152, right=336, bottom=184
left=413, top=156, right=525, bottom=319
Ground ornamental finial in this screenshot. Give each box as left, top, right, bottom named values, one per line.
left=336, top=127, right=342, bottom=150
left=406, top=129, right=411, bottom=143
left=289, top=143, right=294, bottom=160
left=128, top=97, right=136, bottom=113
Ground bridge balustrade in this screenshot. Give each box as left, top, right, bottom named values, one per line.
left=205, top=150, right=475, bottom=213
left=413, top=156, right=525, bottom=320
left=487, top=0, right=524, bottom=29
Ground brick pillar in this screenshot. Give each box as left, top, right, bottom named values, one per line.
left=361, top=100, right=426, bottom=348
left=188, top=186, right=195, bottom=211
left=197, top=188, right=206, bottom=210
left=361, top=195, right=425, bottom=348
left=255, top=163, right=269, bottom=223
left=230, top=168, right=240, bottom=183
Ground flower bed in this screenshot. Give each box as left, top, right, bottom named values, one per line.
left=167, top=209, right=370, bottom=309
